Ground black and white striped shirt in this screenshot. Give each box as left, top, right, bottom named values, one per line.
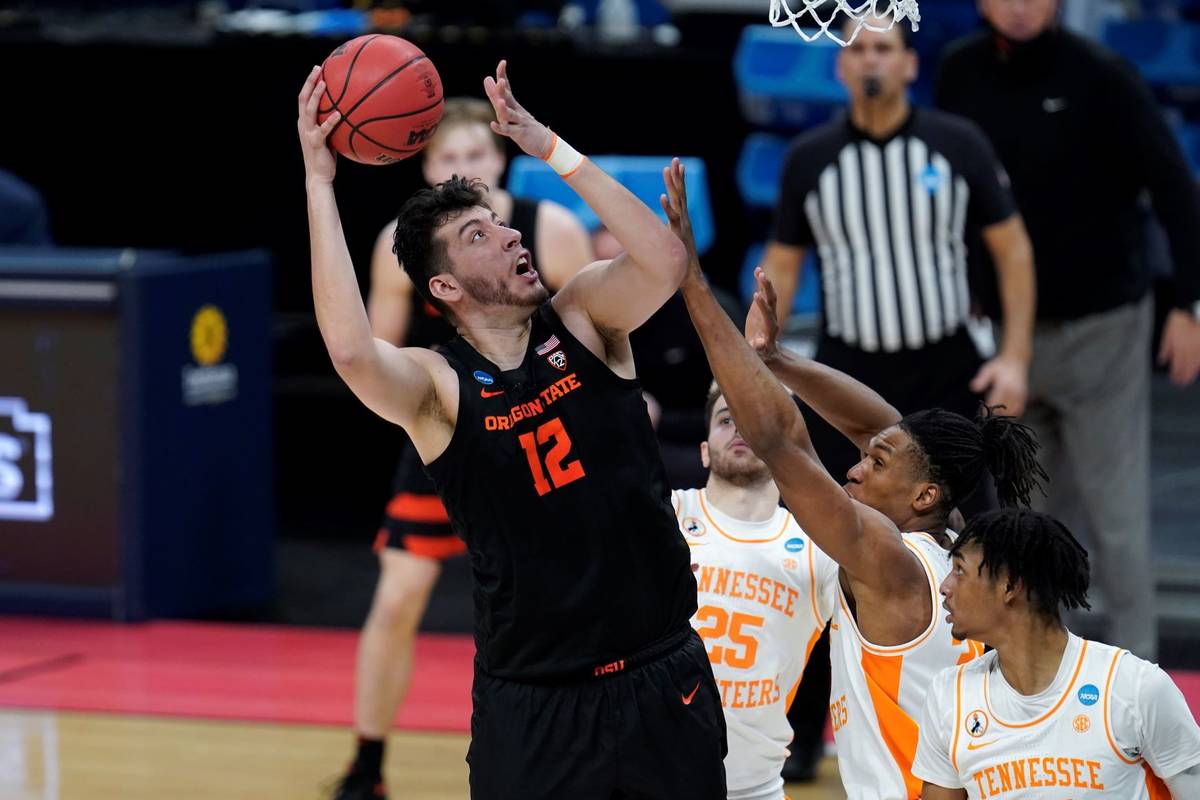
left=773, top=109, right=1015, bottom=352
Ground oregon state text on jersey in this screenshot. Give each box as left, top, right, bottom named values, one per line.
left=425, top=302, right=696, bottom=680
left=675, top=488, right=838, bottom=799
left=830, top=531, right=986, bottom=800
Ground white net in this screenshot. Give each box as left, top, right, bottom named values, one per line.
left=769, top=0, right=921, bottom=47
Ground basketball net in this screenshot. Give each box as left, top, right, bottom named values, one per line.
left=769, top=0, right=921, bottom=46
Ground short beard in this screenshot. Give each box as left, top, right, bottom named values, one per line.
left=708, top=449, right=772, bottom=488
left=459, top=273, right=548, bottom=308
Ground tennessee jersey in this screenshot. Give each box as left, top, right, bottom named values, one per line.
left=829, top=531, right=985, bottom=799
left=914, top=632, right=1200, bottom=798
left=674, top=488, right=839, bottom=799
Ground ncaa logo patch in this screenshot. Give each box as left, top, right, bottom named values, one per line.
left=920, top=163, right=943, bottom=194
left=681, top=517, right=706, bottom=537
left=1077, top=684, right=1100, bottom=706
left=784, top=537, right=805, bottom=553
left=473, top=370, right=495, bottom=386
left=964, top=709, right=989, bottom=738
left=547, top=350, right=567, bottom=371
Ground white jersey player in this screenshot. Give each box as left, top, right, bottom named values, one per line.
left=666, top=153, right=1047, bottom=800
left=673, top=389, right=839, bottom=799
left=829, top=529, right=986, bottom=799
left=912, top=509, right=1200, bottom=799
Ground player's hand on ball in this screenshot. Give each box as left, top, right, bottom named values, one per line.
left=659, top=158, right=700, bottom=275
left=297, top=65, right=341, bottom=184
left=746, top=267, right=782, bottom=363
left=483, top=61, right=552, bottom=159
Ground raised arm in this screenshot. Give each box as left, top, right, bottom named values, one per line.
left=482, top=61, right=686, bottom=336
left=663, top=162, right=919, bottom=592
left=298, top=67, right=441, bottom=440
left=745, top=268, right=901, bottom=452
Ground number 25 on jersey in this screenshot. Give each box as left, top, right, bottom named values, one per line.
left=518, top=417, right=586, bottom=496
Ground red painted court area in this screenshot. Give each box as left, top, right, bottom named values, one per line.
left=1, top=617, right=1199, bottom=733
left=0, top=617, right=472, bottom=731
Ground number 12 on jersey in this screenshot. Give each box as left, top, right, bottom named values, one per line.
left=518, top=417, right=586, bottom=496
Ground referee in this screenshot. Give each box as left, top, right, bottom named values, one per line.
left=763, top=19, right=1036, bottom=485
left=761, top=18, right=1035, bottom=785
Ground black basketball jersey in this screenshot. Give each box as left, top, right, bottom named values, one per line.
left=403, top=197, right=542, bottom=349
left=425, top=301, right=696, bottom=680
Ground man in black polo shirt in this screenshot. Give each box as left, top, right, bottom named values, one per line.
left=762, top=19, right=1036, bottom=490
left=935, top=0, right=1200, bottom=662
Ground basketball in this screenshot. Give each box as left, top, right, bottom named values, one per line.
left=317, top=34, right=444, bottom=165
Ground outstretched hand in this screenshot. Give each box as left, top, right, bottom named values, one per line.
left=659, top=158, right=700, bottom=276
left=297, top=65, right=341, bottom=184
left=745, top=267, right=782, bottom=362
left=483, top=61, right=553, bottom=160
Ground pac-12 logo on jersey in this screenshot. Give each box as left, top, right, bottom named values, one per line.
left=681, top=517, right=706, bottom=537
left=547, top=350, right=567, bottom=371
left=965, top=709, right=989, bottom=738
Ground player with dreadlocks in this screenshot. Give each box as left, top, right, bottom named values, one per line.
left=659, top=164, right=1046, bottom=800
left=913, top=510, right=1200, bottom=798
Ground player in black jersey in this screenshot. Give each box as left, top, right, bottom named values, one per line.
left=299, top=62, right=726, bottom=799
left=334, top=99, right=592, bottom=800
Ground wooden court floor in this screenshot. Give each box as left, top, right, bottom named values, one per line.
left=0, top=710, right=847, bottom=799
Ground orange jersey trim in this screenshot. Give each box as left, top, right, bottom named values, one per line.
left=985, top=640, right=1088, bottom=729
left=951, top=664, right=966, bottom=773
left=386, top=492, right=450, bottom=524
left=836, top=538, right=940, bottom=655
left=786, top=625, right=825, bottom=711
left=806, top=534, right=824, bottom=627
left=1103, top=649, right=1140, bottom=765
left=403, top=533, right=466, bottom=560
left=861, top=649, right=923, bottom=799
left=698, top=490, right=790, bottom=544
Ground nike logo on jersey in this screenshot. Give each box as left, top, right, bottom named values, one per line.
left=966, top=739, right=999, bottom=751
left=682, top=681, right=701, bottom=705
left=480, top=388, right=505, bottom=398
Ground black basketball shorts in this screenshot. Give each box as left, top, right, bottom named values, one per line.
left=374, top=440, right=465, bottom=560
left=466, top=629, right=728, bottom=800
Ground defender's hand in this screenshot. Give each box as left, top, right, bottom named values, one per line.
left=297, top=65, right=340, bottom=184
left=483, top=61, right=553, bottom=160
left=970, top=354, right=1029, bottom=417
left=659, top=158, right=699, bottom=275
left=746, top=267, right=782, bottom=363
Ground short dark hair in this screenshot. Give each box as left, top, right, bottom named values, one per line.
left=951, top=509, right=1091, bottom=619
left=392, top=175, right=490, bottom=318
left=703, top=383, right=723, bottom=429
left=900, top=405, right=1048, bottom=512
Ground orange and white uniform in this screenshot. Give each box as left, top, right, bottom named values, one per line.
left=828, top=530, right=985, bottom=799
left=673, top=488, right=839, bottom=800
left=912, top=632, right=1200, bottom=798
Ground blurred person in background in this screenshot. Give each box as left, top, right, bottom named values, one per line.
left=334, top=97, right=592, bottom=800
left=0, top=169, right=52, bottom=245
left=761, top=19, right=1035, bottom=503
left=936, top=0, right=1200, bottom=662
left=761, top=21, right=1035, bottom=781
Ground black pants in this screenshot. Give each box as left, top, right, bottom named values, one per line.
left=467, top=630, right=727, bottom=800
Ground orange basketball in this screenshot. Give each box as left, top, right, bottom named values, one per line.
left=317, top=35, right=444, bottom=165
